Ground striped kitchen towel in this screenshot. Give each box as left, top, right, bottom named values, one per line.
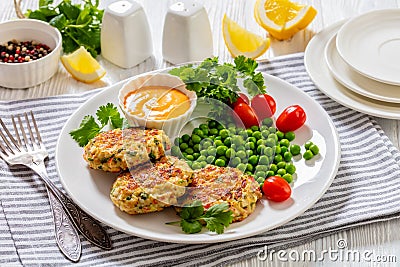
left=1, top=53, right=400, bottom=267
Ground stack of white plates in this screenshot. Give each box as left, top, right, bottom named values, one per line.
left=305, top=9, right=400, bottom=119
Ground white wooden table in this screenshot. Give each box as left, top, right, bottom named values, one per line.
left=1, top=0, right=400, bottom=266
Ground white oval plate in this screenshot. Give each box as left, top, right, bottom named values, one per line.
left=305, top=19, right=400, bottom=120
left=55, top=72, right=340, bottom=244
left=325, top=35, right=400, bottom=103
left=336, top=9, right=400, bottom=85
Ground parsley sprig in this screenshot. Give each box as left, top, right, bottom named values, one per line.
left=25, top=0, right=103, bottom=57
left=166, top=201, right=233, bottom=234
left=69, top=103, right=124, bottom=147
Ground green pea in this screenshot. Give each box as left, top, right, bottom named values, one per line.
left=188, top=140, right=194, bottom=147
left=274, top=154, right=283, bottom=163
left=219, top=129, right=230, bottom=139
left=277, top=169, right=286, bottom=176
left=289, top=144, right=301, bottom=156
left=186, top=160, right=193, bottom=168
left=230, top=157, right=241, bottom=167
left=246, top=163, right=253, bottom=172
left=276, top=131, right=284, bottom=140
left=219, top=155, right=228, bottom=162
left=268, top=127, right=277, bottom=133
left=216, top=145, right=228, bottom=156
left=209, top=128, right=219, bottom=135
left=252, top=131, right=262, bottom=140
left=305, top=141, right=313, bottom=150
left=199, top=123, right=208, bottom=130
left=248, top=155, right=259, bottom=166
left=200, top=150, right=208, bottom=156
left=285, top=163, right=296, bottom=174
left=282, top=173, right=293, bottom=183
left=185, top=155, right=194, bottom=161
left=255, top=170, right=266, bottom=177
left=236, top=163, right=247, bottom=172
left=276, top=161, right=286, bottom=169
left=192, top=162, right=202, bottom=170
left=215, top=158, right=226, bottom=167
left=214, top=140, right=224, bottom=147
left=192, top=128, right=203, bottom=137
left=258, top=155, right=269, bottom=165
left=250, top=125, right=259, bottom=131
left=257, top=145, right=266, bottom=155
left=197, top=155, right=207, bottom=162
left=303, top=150, right=314, bottom=160
left=224, top=137, right=232, bottom=147
left=214, top=136, right=222, bottom=141
left=174, top=137, right=182, bottom=146
left=236, top=145, right=245, bottom=152
left=266, top=170, right=275, bottom=177
left=246, top=150, right=253, bottom=157
left=239, top=130, right=248, bottom=138
left=274, top=145, right=281, bottom=155
left=193, top=152, right=200, bottom=160
left=256, top=177, right=265, bottom=184
left=265, top=138, right=276, bottom=148
left=179, top=143, right=188, bottom=151
left=182, top=134, right=191, bottom=143
left=232, top=135, right=243, bottom=146
left=202, top=128, right=209, bottom=136
left=260, top=125, right=268, bottom=131
left=225, top=148, right=235, bottom=158
left=208, top=120, right=217, bottom=129
left=255, top=165, right=268, bottom=172
left=245, top=129, right=253, bottom=137
left=245, top=142, right=255, bottom=150
left=264, top=147, right=274, bottom=157
left=200, top=161, right=207, bottom=168
left=284, top=151, right=292, bottom=162
left=227, top=123, right=236, bottom=129
left=246, top=136, right=257, bottom=143
left=171, top=146, right=181, bottom=157
left=284, top=131, right=295, bottom=141
left=310, top=144, right=320, bottom=155
left=206, top=155, right=215, bottom=164
left=185, top=148, right=194, bottom=155
left=262, top=118, right=273, bottom=127
left=216, top=124, right=224, bottom=131
left=261, top=130, right=270, bottom=139
left=280, top=146, right=288, bottom=154
left=236, top=150, right=247, bottom=160
left=228, top=127, right=237, bottom=135
left=269, top=163, right=278, bottom=172
left=280, top=139, right=290, bottom=147
left=193, top=144, right=200, bottom=152
left=191, top=134, right=201, bottom=144
left=256, top=139, right=266, bottom=146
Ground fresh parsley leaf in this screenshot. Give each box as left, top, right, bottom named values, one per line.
left=96, top=103, right=124, bottom=128
left=69, top=115, right=101, bottom=147
left=69, top=103, right=124, bottom=147
left=166, top=202, right=233, bottom=234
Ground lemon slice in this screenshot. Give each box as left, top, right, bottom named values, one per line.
left=254, top=0, right=317, bottom=40
left=61, top=46, right=106, bottom=83
left=222, top=14, right=270, bottom=59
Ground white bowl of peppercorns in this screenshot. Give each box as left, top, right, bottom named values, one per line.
left=0, top=19, right=62, bottom=89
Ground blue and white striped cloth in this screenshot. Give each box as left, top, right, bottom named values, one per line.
left=1, top=53, right=400, bottom=266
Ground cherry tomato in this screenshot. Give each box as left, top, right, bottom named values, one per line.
left=232, top=93, right=250, bottom=108
left=262, top=176, right=292, bottom=202
left=233, top=102, right=259, bottom=128
left=276, top=105, right=306, bottom=132
left=250, top=94, right=276, bottom=120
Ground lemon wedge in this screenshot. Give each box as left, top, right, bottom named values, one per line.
left=254, top=0, right=317, bottom=40
left=61, top=46, right=106, bottom=83
left=222, top=14, right=270, bottom=59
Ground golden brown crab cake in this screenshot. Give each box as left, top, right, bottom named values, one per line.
left=179, top=165, right=262, bottom=222
left=110, top=156, right=192, bottom=214
left=83, top=128, right=171, bottom=172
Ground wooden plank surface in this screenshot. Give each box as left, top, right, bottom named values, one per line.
left=1, top=0, right=399, bottom=266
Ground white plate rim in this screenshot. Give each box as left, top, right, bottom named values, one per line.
left=324, top=34, right=400, bottom=104
left=55, top=70, right=340, bottom=244
left=336, top=9, right=400, bottom=86
left=305, top=19, right=400, bottom=120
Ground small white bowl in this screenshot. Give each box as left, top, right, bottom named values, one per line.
left=0, top=19, right=62, bottom=89
left=118, top=73, right=197, bottom=138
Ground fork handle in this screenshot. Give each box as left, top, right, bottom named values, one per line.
left=31, top=164, right=113, bottom=250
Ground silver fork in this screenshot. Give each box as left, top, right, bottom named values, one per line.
left=0, top=112, right=112, bottom=258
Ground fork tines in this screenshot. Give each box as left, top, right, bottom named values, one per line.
left=0, top=111, right=43, bottom=157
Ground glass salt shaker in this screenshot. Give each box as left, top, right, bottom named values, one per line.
left=101, top=0, right=153, bottom=68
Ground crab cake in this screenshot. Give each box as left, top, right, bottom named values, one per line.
left=83, top=128, right=170, bottom=172
left=110, top=156, right=192, bottom=214
left=180, top=165, right=262, bottom=222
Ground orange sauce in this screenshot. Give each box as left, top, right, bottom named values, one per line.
left=124, top=86, right=190, bottom=120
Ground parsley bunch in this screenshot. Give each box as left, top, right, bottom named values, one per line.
left=169, top=56, right=266, bottom=119
left=26, top=0, right=103, bottom=57
left=70, top=103, right=124, bottom=147
left=166, top=201, right=233, bottom=234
